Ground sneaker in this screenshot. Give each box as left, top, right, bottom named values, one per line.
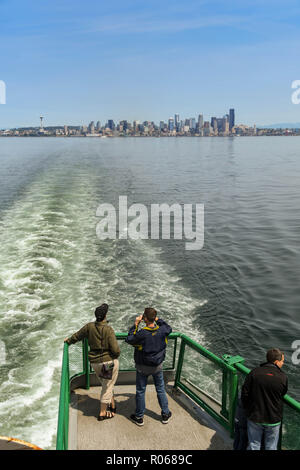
left=161, top=411, right=172, bottom=424
left=130, top=414, right=144, bottom=426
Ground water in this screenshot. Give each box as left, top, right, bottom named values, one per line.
left=0, top=136, right=299, bottom=449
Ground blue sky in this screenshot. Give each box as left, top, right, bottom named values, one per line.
left=0, top=0, right=300, bottom=128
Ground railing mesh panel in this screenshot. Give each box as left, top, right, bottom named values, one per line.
left=180, top=345, right=223, bottom=408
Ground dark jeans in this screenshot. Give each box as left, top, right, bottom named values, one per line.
left=233, top=423, right=248, bottom=450
left=135, top=369, right=170, bottom=418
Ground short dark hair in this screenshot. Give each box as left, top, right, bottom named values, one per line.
left=144, top=307, right=157, bottom=323
left=267, top=348, right=283, bottom=363
left=95, top=303, right=109, bottom=322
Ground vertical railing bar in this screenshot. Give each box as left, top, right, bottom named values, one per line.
left=82, top=338, right=90, bottom=390
left=221, top=369, right=229, bottom=419
left=172, top=336, right=178, bottom=370
left=56, top=342, right=69, bottom=450
left=65, top=345, right=70, bottom=449
left=228, top=370, right=238, bottom=438
left=174, top=337, right=185, bottom=388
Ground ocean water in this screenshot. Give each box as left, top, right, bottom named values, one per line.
left=0, top=136, right=299, bottom=449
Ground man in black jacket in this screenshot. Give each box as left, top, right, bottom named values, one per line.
left=241, top=348, right=288, bottom=450
left=126, top=307, right=172, bottom=426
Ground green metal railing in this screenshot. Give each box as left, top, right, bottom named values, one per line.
left=56, top=342, right=70, bottom=451
left=56, top=333, right=300, bottom=450
left=223, top=355, right=300, bottom=450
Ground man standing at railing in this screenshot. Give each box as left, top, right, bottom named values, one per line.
left=64, top=303, right=120, bottom=420
left=126, top=308, right=172, bottom=426
left=241, top=348, right=288, bottom=450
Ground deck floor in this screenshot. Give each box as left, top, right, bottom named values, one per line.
left=69, top=383, right=232, bottom=450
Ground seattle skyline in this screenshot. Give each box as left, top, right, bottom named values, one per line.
left=0, top=1, right=300, bottom=128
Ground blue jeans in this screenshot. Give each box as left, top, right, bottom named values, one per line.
left=135, top=370, right=170, bottom=418
left=247, top=420, right=281, bottom=450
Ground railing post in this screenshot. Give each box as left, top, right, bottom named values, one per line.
left=56, top=342, right=70, bottom=450
left=172, top=336, right=178, bottom=370
left=174, top=337, right=185, bottom=388
left=82, top=338, right=90, bottom=390
left=222, top=354, right=244, bottom=438
left=228, top=370, right=239, bottom=438
left=221, top=369, right=229, bottom=419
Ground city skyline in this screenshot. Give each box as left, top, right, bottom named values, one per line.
left=2, top=105, right=299, bottom=137
left=2, top=108, right=237, bottom=132
left=1, top=1, right=300, bottom=128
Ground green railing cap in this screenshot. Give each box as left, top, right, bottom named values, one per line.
left=222, top=354, right=245, bottom=366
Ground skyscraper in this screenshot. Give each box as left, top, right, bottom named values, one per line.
left=88, top=121, right=95, bottom=134
left=229, top=109, right=235, bottom=131
left=174, top=114, right=180, bottom=131
left=168, top=118, right=174, bottom=131
left=121, top=120, right=128, bottom=131
left=133, top=120, right=140, bottom=131
left=222, top=115, right=229, bottom=132
left=198, top=114, right=204, bottom=130
left=108, top=119, right=115, bottom=130
left=217, top=118, right=223, bottom=132
left=211, top=117, right=218, bottom=133
left=190, top=118, right=196, bottom=130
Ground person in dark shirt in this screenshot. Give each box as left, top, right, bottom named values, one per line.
left=126, top=307, right=172, bottom=426
left=241, top=348, right=288, bottom=450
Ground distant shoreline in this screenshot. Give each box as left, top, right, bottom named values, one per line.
left=1, top=133, right=300, bottom=138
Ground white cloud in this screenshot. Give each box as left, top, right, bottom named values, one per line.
left=87, top=13, right=247, bottom=35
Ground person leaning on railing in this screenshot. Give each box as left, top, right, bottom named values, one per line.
left=64, top=303, right=120, bottom=420
left=241, top=348, right=288, bottom=450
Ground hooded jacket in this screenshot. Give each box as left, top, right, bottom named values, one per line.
left=66, top=320, right=120, bottom=363
left=125, top=318, right=172, bottom=367
left=241, top=362, right=288, bottom=424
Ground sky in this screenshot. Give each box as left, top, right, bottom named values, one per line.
left=0, top=0, right=300, bottom=128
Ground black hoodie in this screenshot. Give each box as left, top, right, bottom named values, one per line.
left=241, top=362, right=288, bottom=424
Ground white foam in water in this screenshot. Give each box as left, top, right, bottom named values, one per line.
left=0, top=160, right=209, bottom=449
left=0, top=340, right=6, bottom=364
left=35, top=257, right=62, bottom=271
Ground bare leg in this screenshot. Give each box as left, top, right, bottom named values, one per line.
left=110, top=396, right=116, bottom=416
left=99, top=402, right=111, bottom=417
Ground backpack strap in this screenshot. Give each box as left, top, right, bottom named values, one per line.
left=142, top=325, right=159, bottom=332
